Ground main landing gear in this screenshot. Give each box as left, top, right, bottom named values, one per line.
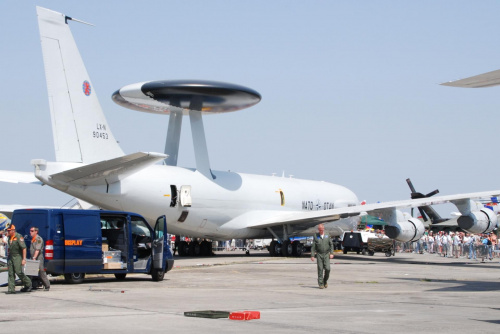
left=269, top=240, right=304, bottom=257
left=177, top=240, right=214, bottom=257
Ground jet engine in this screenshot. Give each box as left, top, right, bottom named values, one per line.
left=457, top=208, right=497, bottom=234
left=385, top=218, right=425, bottom=242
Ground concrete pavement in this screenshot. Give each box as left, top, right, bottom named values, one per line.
left=1, top=250, right=499, bottom=333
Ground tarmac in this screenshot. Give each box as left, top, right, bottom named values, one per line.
left=1, top=250, right=500, bottom=333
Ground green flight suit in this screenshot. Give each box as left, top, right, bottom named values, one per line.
left=30, top=234, right=50, bottom=289
left=8, top=232, right=32, bottom=292
left=311, top=233, right=333, bottom=286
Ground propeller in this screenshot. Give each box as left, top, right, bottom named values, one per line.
left=406, top=178, right=439, bottom=222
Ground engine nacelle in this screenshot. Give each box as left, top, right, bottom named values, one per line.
left=385, top=218, right=425, bottom=242
left=457, top=208, right=498, bottom=234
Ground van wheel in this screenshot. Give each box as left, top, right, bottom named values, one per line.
left=64, top=273, right=85, bottom=284
left=151, top=268, right=165, bottom=282
left=114, top=273, right=127, bottom=280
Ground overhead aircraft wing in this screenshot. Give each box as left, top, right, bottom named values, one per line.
left=50, top=152, right=167, bottom=186
left=0, top=205, right=73, bottom=219
left=224, top=190, right=500, bottom=231
left=0, top=170, right=41, bottom=184
left=441, top=69, right=500, bottom=88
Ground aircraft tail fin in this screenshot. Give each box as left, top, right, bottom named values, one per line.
left=37, top=7, right=123, bottom=164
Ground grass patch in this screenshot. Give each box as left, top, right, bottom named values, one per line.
left=355, top=281, right=378, bottom=284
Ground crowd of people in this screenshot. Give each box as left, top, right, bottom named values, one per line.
left=394, top=230, right=498, bottom=261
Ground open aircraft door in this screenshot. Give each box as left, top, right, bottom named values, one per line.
left=151, top=215, right=168, bottom=281
left=180, top=185, right=192, bottom=207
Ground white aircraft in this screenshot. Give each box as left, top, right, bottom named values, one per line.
left=1, top=7, right=499, bottom=257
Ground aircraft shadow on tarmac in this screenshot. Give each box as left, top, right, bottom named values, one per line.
left=46, top=276, right=165, bottom=286
left=477, top=310, right=500, bottom=325
left=336, top=253, right=500, bottom=269
left=476, top=320, right=500, bottom=325
left=398, top=277, right=500, bottom=293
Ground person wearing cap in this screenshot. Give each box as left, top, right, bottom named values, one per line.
left=6, top=224, right=32, bottom=294
left=29, top=227, right=50, bottom=291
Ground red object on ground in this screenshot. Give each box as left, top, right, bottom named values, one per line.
left=229, top=311, right=260, bottom=320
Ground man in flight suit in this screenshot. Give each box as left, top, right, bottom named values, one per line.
left=30, top=227, right=50, bottom=291
left=310, top=223, right=334, bottom=289
left=6, top=224, right=32, bottom=293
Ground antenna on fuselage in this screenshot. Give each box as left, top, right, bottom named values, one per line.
left=112, top=80, right=261, bottom=179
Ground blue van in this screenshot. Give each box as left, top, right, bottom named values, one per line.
left=10, top=209, right=174, bottom=284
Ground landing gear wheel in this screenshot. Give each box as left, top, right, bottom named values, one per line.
left=151, top=268, right=165, bottom=281
left=114, top=273, right=127, bottom=280
left=193, top=242, right=202, bottom=256
left=200, top=241, right=212, bottom=256
left=64, top=273, right=85, bottom=284
left=270, top=241, right=281, bottom=256
left=292, top=241, right=304, bottom=257
left=269, top=241, right=277, bottom=256
left=281, top=241, right=292, bottom=257
left=179, top=241, right=189, bottom=256
left=188, top=241, right=201, bottom=256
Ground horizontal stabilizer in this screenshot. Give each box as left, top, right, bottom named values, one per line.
left=0, top=170, right=41, bottom=184
left=441, top=69, right=500, bottom=88
left=50, top=152, right=167, bottom=186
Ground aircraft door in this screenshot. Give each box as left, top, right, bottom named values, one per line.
left=180, top=185, right=192, bottom=207
left=152, top=215, right=167, bottom=271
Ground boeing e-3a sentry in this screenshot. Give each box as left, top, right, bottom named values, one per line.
left=1, top=7, right=499, bottom=257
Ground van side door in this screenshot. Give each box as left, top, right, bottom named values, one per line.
left=63, top=212, right=102, bottom=273
left=152, top=215, right=167, bottom=271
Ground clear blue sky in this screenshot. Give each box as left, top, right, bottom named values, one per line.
left=1, top=1, right=500, bottom=216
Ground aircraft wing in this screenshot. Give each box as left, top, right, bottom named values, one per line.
left=50, top=152, right=167, bottom=186
left=0, top=205, right=73, bottom=219
left=228, top=190, right=500, bottom=230
left=0, top=170, right=41, bottom=184
left=441, top=69, right=500, bottom=88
